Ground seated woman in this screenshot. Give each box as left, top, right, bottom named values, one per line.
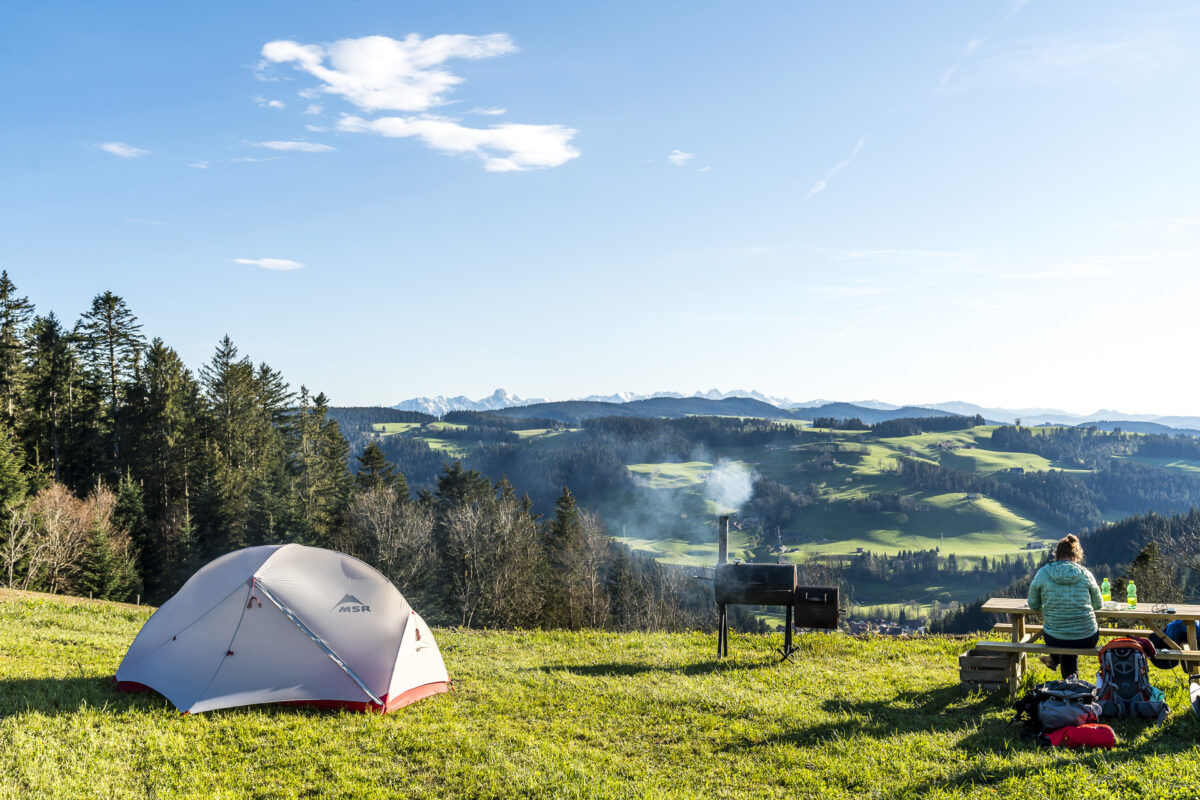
left=1027, top=534, right=1103, bottom=678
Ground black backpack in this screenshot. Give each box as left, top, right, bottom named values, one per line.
left=1013, top=678, right=1102, bottom=732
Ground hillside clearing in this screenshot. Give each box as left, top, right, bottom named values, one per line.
left=3, top=593, right=1200, bottom=799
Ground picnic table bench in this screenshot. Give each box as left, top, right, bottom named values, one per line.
left=975, top=597, right=1200, bottom=696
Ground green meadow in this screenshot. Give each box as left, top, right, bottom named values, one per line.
left=3, top=592, right=1200, bottom=800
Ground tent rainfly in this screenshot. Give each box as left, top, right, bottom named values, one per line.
left=115, top=544, right=449, bottom=714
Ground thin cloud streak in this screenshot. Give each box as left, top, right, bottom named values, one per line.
left=96, top=142, right=149, bottom=159
left=232, top=257, right=305, bottom=271
left=803, top=138, right=865, bottom=200
left=255, top=140, right=336, bottom=153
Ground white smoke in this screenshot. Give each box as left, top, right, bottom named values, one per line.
left=704, top=459, right=754, bottom=512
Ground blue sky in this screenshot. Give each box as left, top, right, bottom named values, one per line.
left=3, top=1, right=1200, bottom=414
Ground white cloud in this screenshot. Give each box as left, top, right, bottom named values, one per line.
left=97, top=142, right=149, bottom=159
left=188, top=160, right=210, bottom=169
left=260, top=33, right=578, bottom=171
left=304, top=124, right=327, bottom=133
left=230, top=156, right=283, bottom=163
left=699, top=166, right=711, bottom=173
left=303, top=103, right=324, bottom=115
left=338, top=115, right=578, bottom=172
left=232, top=257, right=305, bottom=271
left=253, top=95, right=286, bottom=109
left=261, top=34, right=519, bottom=113
left=254, top=140, right=337, bottom=153
left=668, top=149, right=695, bottom=167
left=803, top=138, right=865, bottom=200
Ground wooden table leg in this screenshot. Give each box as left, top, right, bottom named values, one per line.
left=1009, top=614, right=1025, bottom=697
left=1188, top=621, right=1199, bottom=687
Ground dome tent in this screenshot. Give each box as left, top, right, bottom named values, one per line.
left=116, top=544, right=449, bottom=714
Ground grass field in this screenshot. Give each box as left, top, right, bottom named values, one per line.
left=370, top=422, right=422, bottom=434
left=626, top=462, right=713, bottom=489
left=3, top=592, right=1200, bottom=799
left=1122, top=455, right=1200, bottom=474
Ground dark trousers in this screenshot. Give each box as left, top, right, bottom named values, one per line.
left=1043, top=631, right=1100, bottom=678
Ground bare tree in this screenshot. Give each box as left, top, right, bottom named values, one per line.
left=349, top=487, right=434, bottom=595
left=443, top=491, right=543, bottom=628
left=26, top=483, right=90, bottom=593
left=1, top=508, right=36, bottom=588
left=579, top=511, right=611, bottom=628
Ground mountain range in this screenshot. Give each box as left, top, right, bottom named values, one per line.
left=392, top=390, right=1200, bottom=432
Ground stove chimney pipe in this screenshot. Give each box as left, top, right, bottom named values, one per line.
left=718, top=515, right=730, bottom=564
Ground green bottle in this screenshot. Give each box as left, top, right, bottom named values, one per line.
left=1127, top=580, right=1137, bottom=609
left=1101, top=577, right=1111, bottom=604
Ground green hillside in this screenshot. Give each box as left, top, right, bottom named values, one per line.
left=612, top=426, right=1062, bottom=565
left=2, top=592, right=1198, bottom=799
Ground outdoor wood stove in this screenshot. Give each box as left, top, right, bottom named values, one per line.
left=714, top=515, right=839, bottom=659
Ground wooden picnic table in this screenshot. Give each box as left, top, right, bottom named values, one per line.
left=977, top=597, right=1200, bottom=695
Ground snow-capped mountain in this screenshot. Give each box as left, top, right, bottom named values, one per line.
left=393, top=389, right=545, bottom=416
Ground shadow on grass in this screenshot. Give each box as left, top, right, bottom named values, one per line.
left=0, top=676, right=169, bottom=718
left=0, top=676, right=381, bottom=719
left=538, top=658, right=777, bottom=678
left=734, top=681, right=1200, bottom=794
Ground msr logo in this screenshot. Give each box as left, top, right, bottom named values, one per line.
left=332, top=593, right=371, bottom=613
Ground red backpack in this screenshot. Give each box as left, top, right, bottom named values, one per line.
left=1039, top=724, right=1117, bottom=749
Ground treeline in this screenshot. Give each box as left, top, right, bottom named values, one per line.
left=349, top=463, right=717, bottom=630
left=744, top=477, right=821, bottom=532
left=870, top=414, right=985, bottom=438
left=808, top=414, right=983, bottom=437
left=0, top=272, right=722, bottom=632
left=811, top=417, right=868, bottom=430
left=442, top=411, right=564, bottom=430
left=990, top=425, right=1134, bottom=467
left=846, top=549, right=1035, bottom=584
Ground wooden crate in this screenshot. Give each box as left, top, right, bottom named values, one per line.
left=959, top=648, right=1012, bottom=692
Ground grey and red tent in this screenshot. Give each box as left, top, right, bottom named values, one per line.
left=116, top=544, right=449, bottom=714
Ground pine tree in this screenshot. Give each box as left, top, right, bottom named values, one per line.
left=78, top=523, right=116, bottom=599
left=289, top=388, right=352, bottom=547
left=75, top=292, right=145, bottom=475
left=0, top=421, right=27, bottom=517
left=543, top=486, right=587, bottom=628
left=128, top=339, right=203, bottom=591
left=0, top=271, right=34, bottom=427
left=355, top=441, right=400, bottom=492
left=197, top=336, right=276, bottom=553
left=23, top=314, right=77, bottom=482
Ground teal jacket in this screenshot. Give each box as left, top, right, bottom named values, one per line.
left=1027, top=560, right=1102, bottom=640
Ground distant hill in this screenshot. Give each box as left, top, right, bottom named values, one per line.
left=388, top=388, right=1200, bottom=433
left=491, top=396, right=793, bottom=424
left=796, top=403, right=954, bottom=425
left=1080, top=420, right=1200, bottom=436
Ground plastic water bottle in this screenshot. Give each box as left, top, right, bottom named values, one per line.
left=1127, top=580, right=1137, bottom=609
left=1101, top=578, right=1111, bottom=604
